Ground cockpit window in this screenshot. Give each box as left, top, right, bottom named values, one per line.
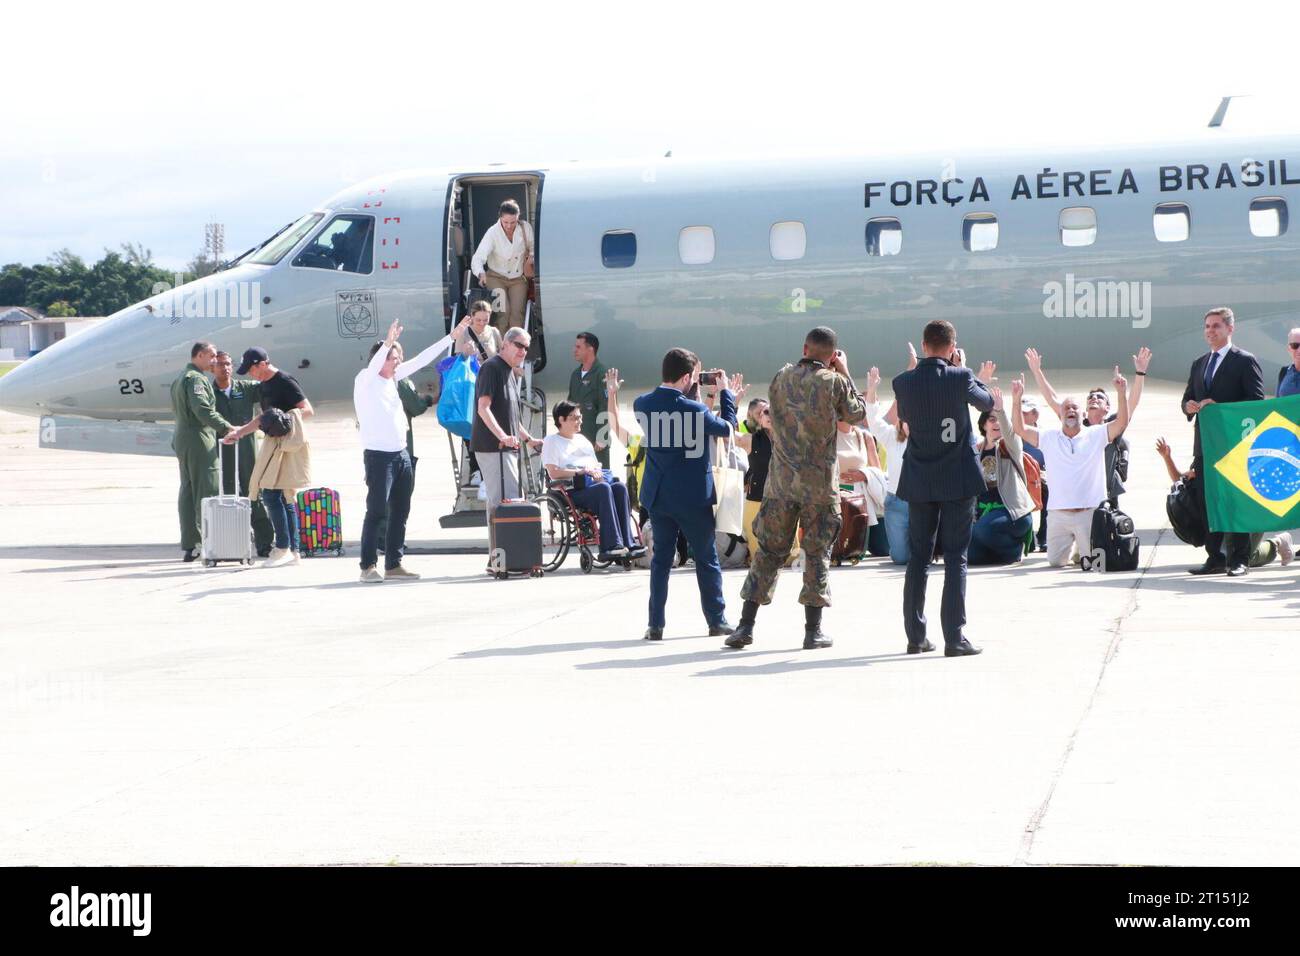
left=247, top=213, right=324, bottom=265
left=292, top=216, right=375, bottom=274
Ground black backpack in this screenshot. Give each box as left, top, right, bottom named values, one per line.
left=1083, top=501, right=1140, bottom=572
left=1166, top=477, right=1207, bottom=547
left=258, top=408, right=293, bottom=437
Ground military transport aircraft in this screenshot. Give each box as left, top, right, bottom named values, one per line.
left=1, top=103, right=1296, bottom=458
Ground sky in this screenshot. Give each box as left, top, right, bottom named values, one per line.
left=2, top=0, right=1297, bottom=272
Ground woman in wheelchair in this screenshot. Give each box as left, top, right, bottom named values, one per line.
left=541, top=400, right=645, bottom=562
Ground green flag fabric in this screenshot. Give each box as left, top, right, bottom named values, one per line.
left=1200, top=393, right=1300, bottom=533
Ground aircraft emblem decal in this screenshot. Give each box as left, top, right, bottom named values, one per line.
left=336, top=289, right=378, bottom=338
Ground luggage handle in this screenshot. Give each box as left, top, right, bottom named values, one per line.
left=498, top=445, right=523, bottom=502
left=219, top=434, right=239, bottom=496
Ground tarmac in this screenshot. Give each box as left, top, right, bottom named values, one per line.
left=1, top=377, right=1297, bottom=866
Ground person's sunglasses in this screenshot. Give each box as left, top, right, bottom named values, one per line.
left=1289, top=342, right=1300, bottom=350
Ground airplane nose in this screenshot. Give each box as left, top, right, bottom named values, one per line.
left=0, top=357, right=44, bottom=417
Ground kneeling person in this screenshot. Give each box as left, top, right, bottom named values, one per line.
left=542, top=401, right=642, bottom=561
left=968, top=387, right=1036, bottom=565
left=1012, top=369, right=1129, bottom=567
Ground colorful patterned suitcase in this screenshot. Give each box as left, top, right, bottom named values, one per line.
left=296, top=487, right=344, bottom=557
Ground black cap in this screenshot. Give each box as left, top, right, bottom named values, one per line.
left=258, top=408, right=293, bottom=438
left=236, top=347, right=268, bottom=375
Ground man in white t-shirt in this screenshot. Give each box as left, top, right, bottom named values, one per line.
left=541, top=399, right=643, bottom=561
left=353, top=317, right=468, bottom=582
left=1012, top=369, right=1129, bottom=567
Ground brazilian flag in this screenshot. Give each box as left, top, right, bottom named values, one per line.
left=1201, top=394, right=1300, bottom=532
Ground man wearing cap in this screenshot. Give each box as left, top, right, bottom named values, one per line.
left=1019, top=396, right=1048, bottom=551
left=213, top=351, right=274, bottom=557
left=225, top=347, right=314, bottom=565
left=170, top=342, right=234, bottom=561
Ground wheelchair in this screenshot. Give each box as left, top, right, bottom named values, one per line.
left=537, top=480, right=643, bottom=574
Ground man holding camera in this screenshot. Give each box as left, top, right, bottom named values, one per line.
left=727, top=326, right=867, bottom=651
left=634, top=348, right=739, bottom=640
left=892, top=320, right=995, bottom=657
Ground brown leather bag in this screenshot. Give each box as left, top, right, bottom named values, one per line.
left=832, top=493, right=870, bottom=564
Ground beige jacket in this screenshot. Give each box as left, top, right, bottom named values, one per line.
left=249, top=409, right=311, bottom=497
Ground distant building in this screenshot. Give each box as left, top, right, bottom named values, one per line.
left=0, top=307, right=105, bottom=360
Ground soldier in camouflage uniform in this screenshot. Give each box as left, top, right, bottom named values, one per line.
left=726, top=327, right=866, bottom=650
left=170, top=342, right=234, bottom=561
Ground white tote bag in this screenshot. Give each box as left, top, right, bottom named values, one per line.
left=712, top=436, right=746, bottom=537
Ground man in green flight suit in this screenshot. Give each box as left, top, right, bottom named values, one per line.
left=374, top=346, right=435, bottom=552
left=567, top=331, right=609, bottom=467
left=213, top=350, right=275, bottom=556
left=170, top=341, right=234, bottom=561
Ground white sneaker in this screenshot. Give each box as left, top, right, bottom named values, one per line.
left=360, top=566, right=384, bottom=583
left=263, top=548, right=294, bottom=568
left=1277, top=531, right=1294, bottom=566
left=290, top=550, right=302, bottom=566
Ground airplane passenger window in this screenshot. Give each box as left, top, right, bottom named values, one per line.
left=1059, top=207, right=1097, bottom=247
left=1154, top=203, right=1191, bottom=242
left=292, top=216, right=375, bottom=274
left=602, top=230, right=637, bottom=268
left=865, top=218, right=902, bottom=256
left=770, top=221, right=806, bottom=261
left=1249, top=198, right=1289, bottom=238
left=678, top=226, right=716, bottom=265
left=962, top=213, right=999, bottom=252
left=248, top=213, right=324, bottom=265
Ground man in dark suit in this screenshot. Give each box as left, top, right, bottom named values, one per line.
left=634, top=348, right=739, bottom=640
left=1182, top=307, right=1265, bottom=576
left=892, top=320, right=995, bottom=657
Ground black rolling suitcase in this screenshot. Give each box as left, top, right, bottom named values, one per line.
left=489, top=449, right=543, bottom=578
left=1083, top=500, right=1139, bottom=572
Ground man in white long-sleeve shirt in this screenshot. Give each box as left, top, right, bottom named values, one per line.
left=471, top=199, right=534, bottom=333
left=354, top=317, right=468, bottom=582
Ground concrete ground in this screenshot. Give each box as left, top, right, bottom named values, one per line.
left=1, top=378, right=1297, bottom=865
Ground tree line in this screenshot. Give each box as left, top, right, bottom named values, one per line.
left=0, top=244, right=220, bottom=318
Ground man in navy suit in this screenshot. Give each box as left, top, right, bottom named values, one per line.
left=1182, top=307, right=1265, bottom=576
left=634, top=348, right=739, bottom=640
left=892, top=320, right=995, bottom=657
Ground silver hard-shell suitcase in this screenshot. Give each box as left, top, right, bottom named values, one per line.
left=201, top=441, right=254, bottom=567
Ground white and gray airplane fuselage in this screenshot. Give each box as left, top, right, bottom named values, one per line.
left=2, top=133, right=1297, bottom=437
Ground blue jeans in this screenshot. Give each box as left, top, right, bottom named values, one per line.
left=570, top=477, right=634, bottom=553
left=261, top=489, right=300, bottom=552
left=867, top=520, right=890, bottom=557
left=883, top=492, right=910, bottom=565
left=361, top=449, right=414, bottom=570
left=968, top=506, right=1033, bottom=565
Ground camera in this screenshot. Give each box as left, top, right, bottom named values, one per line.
left=699, top=371, right=719, bottom=386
